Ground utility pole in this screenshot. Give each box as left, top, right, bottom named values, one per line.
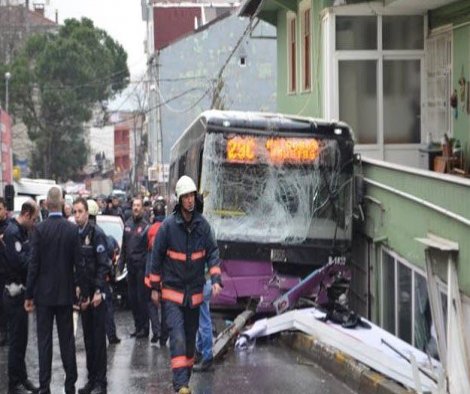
left=155, top=51, right=164, bottom=194
left=5, top=71, right=10, bottom=113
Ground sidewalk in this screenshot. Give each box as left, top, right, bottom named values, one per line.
left=280, top=332, right=412, bottom=394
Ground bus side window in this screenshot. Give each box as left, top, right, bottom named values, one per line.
left=178, top=155, right=186, bottom=178
left=197, top=146, right=204, bottom=187
left=169, top=163, right=177, bottom=193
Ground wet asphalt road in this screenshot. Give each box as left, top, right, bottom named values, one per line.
left=0, top=309, right=356, bottom=394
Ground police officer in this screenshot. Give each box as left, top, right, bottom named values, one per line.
left=119, top=197, right=149, bottom=338
left=25, top=186, right=82, bottom=394
left=87, top=200, right=121, bottom=345
left=73, top=198, right=109, bottom=394
left=149, top=176, right=222, bottom=394
left=0, top=196, right=10, bottom=347
left=3, top=200, right=39, bottom=393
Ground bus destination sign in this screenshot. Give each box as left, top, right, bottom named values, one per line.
left=226, top=135, right=319, bottom=164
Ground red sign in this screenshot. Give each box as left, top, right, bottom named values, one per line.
left=0, top=110, right=13, bottom=189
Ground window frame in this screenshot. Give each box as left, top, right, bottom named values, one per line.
left=300, top=5, right=312, bottom=92
left=287, top=12, right=297, bottom=94
left=380, top=246, right=447, bottom=348
left=324, top=11, right=426, bottom=150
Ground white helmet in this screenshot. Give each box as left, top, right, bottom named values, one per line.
left=87, top=199, right=100, bottom=216
left=175, top=175, right=197, bottom=200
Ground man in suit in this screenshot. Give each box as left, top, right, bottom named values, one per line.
left=25, top=186, right=83, bottom=394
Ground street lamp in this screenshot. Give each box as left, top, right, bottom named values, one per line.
left=5, top=72, right=11, bottom=113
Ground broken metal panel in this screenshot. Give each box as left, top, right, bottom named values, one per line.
left=424, top=249, right=448, bottom=369
left=446, top=255, right=470, bottom=394
left=238, top=308, right=440, bottom=392
left=416, top=232, right=470, bottom=394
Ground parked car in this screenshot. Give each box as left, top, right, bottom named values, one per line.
left=96, top=214, right=124, bottom=248
left=95, top=214, right=128, bottom=308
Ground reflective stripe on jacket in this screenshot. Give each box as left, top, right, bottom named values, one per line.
left=149, top=210, right=221, bottom=308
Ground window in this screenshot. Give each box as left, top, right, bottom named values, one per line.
left=339, top=60, right=377, bottom=144
left=382, top=16, right=423, bottom=50
left=383, top=60, right=421, bottom=144
left=334, top=15, right=424, bottom=145
left=178, top=154, right=186, bottom=178
left=380, top=248, right=435, bottom=350
left=288, top=15, right=297, bottom=93
left=302, top=8, right=311, bottom=91
left=336, top=16, right=377, bottom=50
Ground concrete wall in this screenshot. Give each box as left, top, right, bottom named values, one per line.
left=156, top=13, right=277, bottom=162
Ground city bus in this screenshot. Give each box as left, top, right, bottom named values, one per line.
left=168, top=110, right=355, bottom=311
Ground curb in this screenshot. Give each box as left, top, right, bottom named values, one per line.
left=279, top=331, right=414, bottom=394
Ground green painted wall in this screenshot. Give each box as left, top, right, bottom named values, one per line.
left=276, top=0, right=325, bottom=117
left=360, top=160, right=470, bottom=295
left=453, top=25, right=470, bottom=163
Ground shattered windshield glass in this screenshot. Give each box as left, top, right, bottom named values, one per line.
left=200, top=131, right=352, bottom=244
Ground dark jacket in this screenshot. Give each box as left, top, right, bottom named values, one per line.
left=77, top=222, right=110, bottom=298
left=105, top=206, right=124, bottom=221
left=120, top=216, right=149, bottom=273
left=0, top=217, right=10, bottom=277
left=149, top=209, right=221, bottom=308
left=2, top=218, right=30, bottom=285
left=26, top=215, right=83, bottom=306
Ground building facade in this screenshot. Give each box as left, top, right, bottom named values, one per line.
left=0, top=1, right=58, bottom=174
left=143, top=1, right=277, bottom=170
left=0, top=109, right=13, bottom=193
left=241, top=0, right=470, bottom=388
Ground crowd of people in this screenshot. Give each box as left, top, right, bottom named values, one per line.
left=0, top=175, right=222, bottom=394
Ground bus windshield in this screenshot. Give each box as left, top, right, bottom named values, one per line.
left=200, top=131, right=353, bottom=245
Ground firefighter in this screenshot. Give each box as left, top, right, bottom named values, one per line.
left=73, top=198, right=109, bottom=394
left=3, top=200, right=39, bottom=394
left=149, top=175, right=222, bottom=394
left=145, top=202, right=168, bottom=346
left=119, top=197, right=150, bottom=338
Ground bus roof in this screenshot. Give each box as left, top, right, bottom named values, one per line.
left=201, top=110, right=352, bottom=134
left=170, top=110, right=354, bottom=163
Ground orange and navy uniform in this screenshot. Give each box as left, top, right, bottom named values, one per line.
left=148, top=208, right=221, bottom=391
left=144, top=221, right=162, bottom=289
left=148, top=210, right=221, bottom=307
